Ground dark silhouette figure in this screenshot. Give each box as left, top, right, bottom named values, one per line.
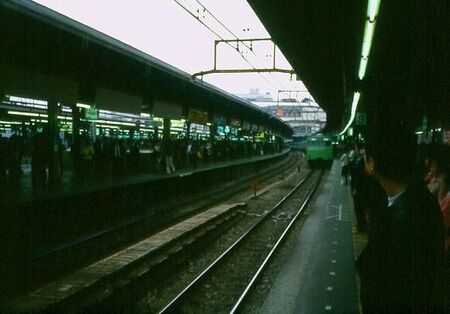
left=357, top=128, right=445, bottom=313
left=31, top=133, right=49, bottom=196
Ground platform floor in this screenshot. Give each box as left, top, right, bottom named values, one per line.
left=262, top=160, right=365, bottom=314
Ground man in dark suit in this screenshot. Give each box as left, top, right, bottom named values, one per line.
left=356, top=128, right=445, bottom=313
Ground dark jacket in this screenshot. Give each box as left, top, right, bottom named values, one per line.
left=356, top=185, right=445, bottom=313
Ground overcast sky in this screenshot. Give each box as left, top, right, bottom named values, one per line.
left=33, top=0, right=310, bottom=100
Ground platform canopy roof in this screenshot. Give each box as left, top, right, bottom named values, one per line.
left=0, top=0, right=293, bottom=137
left=248, top=0, right=449, bottom=131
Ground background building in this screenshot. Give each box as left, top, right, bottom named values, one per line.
left=236, top=88, right=326, bottom=137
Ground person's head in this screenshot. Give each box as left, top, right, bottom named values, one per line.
left=364, top=127, right=416, bottom=185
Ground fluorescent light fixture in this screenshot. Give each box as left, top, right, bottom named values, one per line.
left=93, top=120, right=135, bottom=127
left=109, top=121, right=135, bottom=127
left=361, top=41, right=371, bottom=60
left=358, top=58, right=368, bottom=80
left=367, top=0, right=381, bottom=21
left=140, top=113, right=151, bottom=118
left=9, top=96, right=47, bottom=105
left=8, top=111, right=39, bottom=117
left=415, top=131, right=423, bottom=135
left=364, top=21, right=376, bottom=46
left=361, top=21, right=376, bottom=58
left=98, top=124, right=120, bottom=129
left=339, top=92, right=361, bottom=135
left=57, top=116, right=73, bottom=120
left=0, top=120, right=21, bottom=124
left=76, top=103, right=91, bottom=109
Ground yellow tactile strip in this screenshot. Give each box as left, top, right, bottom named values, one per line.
left=348, top=188, right=368, bottom=260
left=4, top=202, right=246, bottom=312
left=348, top=187, right=367, bottom=314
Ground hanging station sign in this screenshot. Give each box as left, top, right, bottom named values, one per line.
left=85, top=107, right=99, bottom=120
left=188, top=109, right=209, bottom=125
left=355, top=112, right=366, bottom=126
left=145, top=118, right=163, bottom=128
left=213, top=114, right=227, bottom=126
left=171, top=119, right=186, bottom=129
left=229, top=118, right=241, bottom=128
left=153, top=101, right=183, bottom=119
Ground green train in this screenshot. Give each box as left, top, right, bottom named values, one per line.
left=305, top=134, right=334, bottom=167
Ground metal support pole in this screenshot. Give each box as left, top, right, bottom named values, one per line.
left=273, top=42, right=276, bottom=69
left=47, top=100, right=59, bottom=184
left=163, top=118, right=171, bottom=141
left=71, top=103, right=81, bottom=174
left=186, top=121, right=191, bottom=140
left=209, top=123, right=216, bottom=142
left=213, top=41, right=217, bottom=70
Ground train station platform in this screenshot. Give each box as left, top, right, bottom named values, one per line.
left=0, top=149, right=294, bottom=302
left=261, top=160, right=365, bottom=314
left=2, top=149, right=290, bottom=207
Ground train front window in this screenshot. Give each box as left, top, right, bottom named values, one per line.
left=308, top=139, right=332, bottom=147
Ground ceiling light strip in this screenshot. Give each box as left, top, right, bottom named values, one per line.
left=340, top=0, right=380, bottom=135
left=339, top=92, right=360, bottom=135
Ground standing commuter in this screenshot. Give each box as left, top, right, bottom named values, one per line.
left=0, top=135, right=8, bottom=187
left=79, top=136, right=94, bottom=181
left=31, top=132, right=49, bottom=196
left=340, top=150, right=349, bottom=184
left=356, top=128, right=445, bottom=313
left=440, top=169, right=450, bottom=254
left=351, top=145, right=370, bottom=233
left=154, top=140, right=162, bottom=172
left=7, top=133, right=22, bottom=184
left=163, top=138, right=175, bottom=174
left=129, top=140, right=140, bottom=174
left=112, top=138, right=123, bottom=176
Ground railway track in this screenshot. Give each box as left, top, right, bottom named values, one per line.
left=2, top=155, right=305, bottom=313
left=159, top=170, right=321, bottom=313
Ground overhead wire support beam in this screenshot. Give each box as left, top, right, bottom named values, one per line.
left=194, top=37, right=296, bottom=79
left=193, top=68, right=295, bottom=78
left=173, top=0, right=293, bottom=89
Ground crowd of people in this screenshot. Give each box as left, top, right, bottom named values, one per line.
left=422, top=145, right=450, bottom=253
left=339, top=130, right=449, bottom=313
left=75, top=135, right=283, bottom=176
left=340, top=141, right=450, bottom=246
left=0, top=133, right=28, bottom=187
left=0, top=131, right=284, bottom=195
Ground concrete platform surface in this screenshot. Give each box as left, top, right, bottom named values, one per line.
left=261, top=160, right=360, bottom=314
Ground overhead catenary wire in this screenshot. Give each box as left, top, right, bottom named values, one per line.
left=173, top=0, right=275, bottom=89
left=173, top=0, right=281, bottom=90
left=193, top=0, right=286, bottom=89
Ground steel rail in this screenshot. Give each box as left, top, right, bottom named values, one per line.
left=33, top=152, right=294, bottom=261
left=158, top=170, right=315, bottom=314
left=230, top=171, right=322, bottom=313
